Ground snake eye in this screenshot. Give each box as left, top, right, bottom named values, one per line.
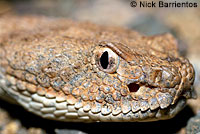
left=100, top=51, right=109, bottom=69
left=95, top=48, right=119, bottom=73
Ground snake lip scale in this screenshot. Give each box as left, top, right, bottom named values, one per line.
left=0, top=15, right=196, bottom=122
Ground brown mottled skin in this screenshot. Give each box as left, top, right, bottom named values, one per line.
left=0, top=15, right=195, bottom=122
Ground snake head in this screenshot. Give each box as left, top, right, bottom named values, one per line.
left=91, top=33, right=195, bottom=121
left=0, top=16, right=195, bottom=122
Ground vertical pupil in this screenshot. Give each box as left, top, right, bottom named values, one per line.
left=100, top=51, right=109, bottom=69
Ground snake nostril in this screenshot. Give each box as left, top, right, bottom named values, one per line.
left=128, top=83, right=140, bottom=92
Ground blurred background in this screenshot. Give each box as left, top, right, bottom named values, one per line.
left=0, top=0, right=199, bottom=134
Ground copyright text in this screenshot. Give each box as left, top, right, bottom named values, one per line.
left=130, top=1, right=198, bottom=8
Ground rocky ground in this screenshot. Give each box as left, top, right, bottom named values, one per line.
left=0, top=0, right=199, bottom=134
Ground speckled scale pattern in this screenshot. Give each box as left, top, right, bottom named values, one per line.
left=0, top=15, right=195, bottom=122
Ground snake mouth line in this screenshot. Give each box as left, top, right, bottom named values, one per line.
left=69, top=97, right=187, bottom=122
left=119, top=97, right=187, bottom=122
left=87, top=97, right=187, bottom=122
